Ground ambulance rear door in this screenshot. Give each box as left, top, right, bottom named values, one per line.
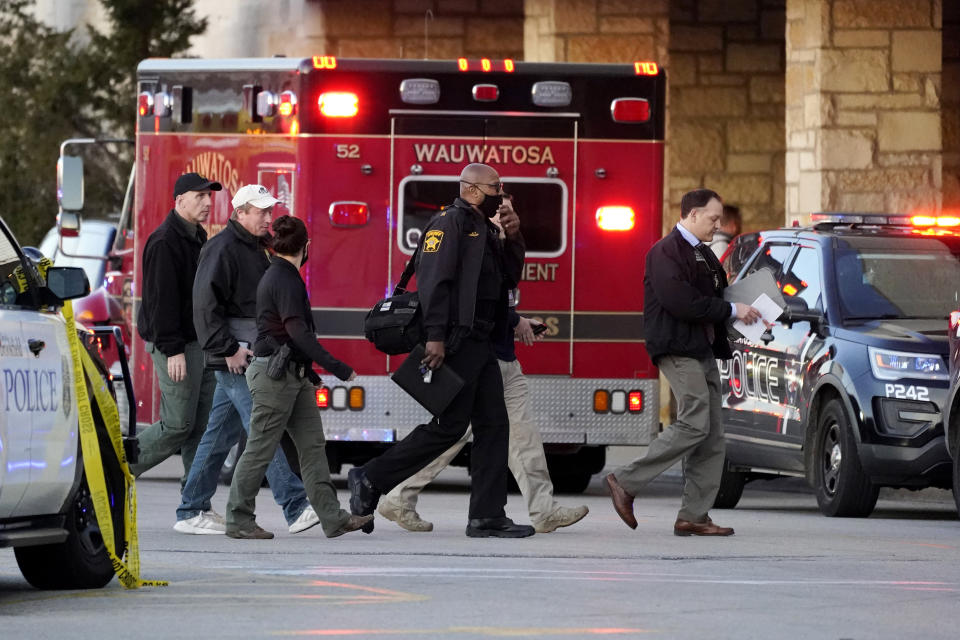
left=389, top=111, right=578, bottom=376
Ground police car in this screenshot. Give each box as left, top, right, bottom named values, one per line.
left=941, top=312, right=960, bottom=514
left=716, top=213, right=956, bottom=517
left=0, top=214, right=128, bottom=589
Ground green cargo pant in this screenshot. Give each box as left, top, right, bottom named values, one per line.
left=129, top=341, right=216, bottom=484
left=226, top=359, right=350, bottom=536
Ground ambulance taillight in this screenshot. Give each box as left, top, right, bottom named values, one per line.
left=610, top=98, right=650, bottom=123
left=318, top=92, right=358, bottom=118
left=137, top=92, right=153, bottom=117
left=472, top=84, right=499, bottom=102
left=595, top=206, right=636, bottom=232
left=628, top=391, right=643, bottom=413
left=278, top=91, right=297, bottom=117
left=316, top=387, right=330, bottom=409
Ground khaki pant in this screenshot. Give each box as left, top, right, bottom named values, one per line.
left=129, top=341, right=215, bottom=484
left=226, top=360, right=350, bottom=535
left=613, top=354, right=725, bottom=522
left=382, top=358, right=560, bottom=526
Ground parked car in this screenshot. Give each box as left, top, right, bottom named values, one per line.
left=940, top=312, right=960, bottom=514
left=715, top=213, right=956, bottom=517
left=0, top=214, right=130, bottom=589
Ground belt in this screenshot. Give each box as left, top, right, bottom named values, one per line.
left=251, top=356, right=308, bottom=379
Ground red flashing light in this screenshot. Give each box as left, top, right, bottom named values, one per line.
left=912, top=215, right=960, bottom=227
left=481, top=58, right=492, bottom=72
left=318, top=92, right=358, bottom=118
left=316, top=387, right=330, bottom=408
left=313, top=55, right=337, bottom=69
left=628, top=391, right=643, bottom=413
left=472, top=84, right=499, bottom=102
left=458, top=57, right=468, bottom=71
left=137, top=92, right=153, bottom=117
left=504, top=59, right=515, bottom=72
left=596, top=206, right=635, bottom=231
left=783, top=283, right=798, bottom=296
left=457, top=58, right=515, bottom=73
left=329, top=201, right=370, bottom=227
left=611, top=98, right=650, bottom=123
left=634, top=61, right=659, bottom=75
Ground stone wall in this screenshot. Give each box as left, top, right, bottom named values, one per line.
left=944, top=2, right=960, bottom=212
left=785, top=0, right=943, bottom=221
left=667, top=0, right=787, bottom=232
left=523, top=0, right=669, bottom=63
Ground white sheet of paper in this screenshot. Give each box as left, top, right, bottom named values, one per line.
left=732, top=293, right=783, bottom=343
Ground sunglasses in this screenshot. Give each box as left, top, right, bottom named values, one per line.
left=460, top=180, right=503, bottom=192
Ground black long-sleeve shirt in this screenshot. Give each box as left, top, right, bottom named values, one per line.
left=137, top=210, right=206, bottom=356
left=253, top=256, right=353, bottom=381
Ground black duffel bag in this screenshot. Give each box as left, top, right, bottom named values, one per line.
left=364, top=243, right=423, bottom=355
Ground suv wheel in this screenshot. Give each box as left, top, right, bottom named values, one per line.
left=953, top=455, right=960, bottom=516
left=713, top=459, right=746, bottom=509
left=14, top=469, right=120, bottom=589
left=812, top=399, right=879, bottom=517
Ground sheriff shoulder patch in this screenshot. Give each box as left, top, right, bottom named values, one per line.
left=424, top=229, right=444, bottom=252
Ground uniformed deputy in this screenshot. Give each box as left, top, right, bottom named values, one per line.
left=348, top=162, right=534, bottom=538
left=225, top=215, right=372, bottom=539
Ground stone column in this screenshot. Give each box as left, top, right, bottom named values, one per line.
left=944, top=2, right=960, bottom=211
left=785, top=0, right=943, bottom=222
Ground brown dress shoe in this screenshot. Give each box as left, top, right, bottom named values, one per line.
left=605, top=473, right=637, bottom=530
left=673, top=516, right=734, bottom=537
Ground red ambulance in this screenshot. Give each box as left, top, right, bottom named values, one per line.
left=132, top=56, right=665, bottom=491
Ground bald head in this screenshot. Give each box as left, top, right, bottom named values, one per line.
left=459, top=163, right=500, bottom=200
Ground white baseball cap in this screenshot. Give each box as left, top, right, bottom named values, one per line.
left=231, top=184, right=280, bottom=209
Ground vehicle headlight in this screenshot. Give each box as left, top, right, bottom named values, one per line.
left=868, top=347, right=947, bottom=381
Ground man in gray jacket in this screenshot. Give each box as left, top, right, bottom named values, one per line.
left=173, top=184, right=319, bottom=535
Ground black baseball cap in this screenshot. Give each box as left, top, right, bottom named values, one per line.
left=173, top=173, right=223, bottom=198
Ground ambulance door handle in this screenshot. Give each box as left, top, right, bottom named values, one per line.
left=28, top=338, right=46, bottom=357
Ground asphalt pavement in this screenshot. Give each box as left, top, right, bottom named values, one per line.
left=1, top=449, right=957, bottom=639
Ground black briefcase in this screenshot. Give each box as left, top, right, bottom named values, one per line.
left=391, top=344, right=464, bottom=416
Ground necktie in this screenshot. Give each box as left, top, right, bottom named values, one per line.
left=695, top=244, right=717, bottom=344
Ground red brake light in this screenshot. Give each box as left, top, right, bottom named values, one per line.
left=596, top=206, right=635, bottom=231
left=628, top=391, right=643, bottom=413
left=472, top=84, right=499, bottom=102
left=316, top=387, right=330, bottom=408
left=318, top=92, right=358, bottom=118
left=278, top=91, right=297, bottom=117
left=137, top=91, right=153, bottom=117
left=611, top=98, right=650, bottom=123
left=329, top=201, right=370, bottom=227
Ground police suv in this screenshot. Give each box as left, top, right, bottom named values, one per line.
left=0, top=214, right=127, bottom=589
left=941, top=311, right=960, bottom=513
left=716, top=213, right=956, bottom=517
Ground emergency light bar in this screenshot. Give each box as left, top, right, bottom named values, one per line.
left=458, top=58, right=514, bottom=73
left=811, top=212, right=960, bottom=227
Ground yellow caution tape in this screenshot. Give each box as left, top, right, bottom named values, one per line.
left=63, top=300, right=167, bottom=588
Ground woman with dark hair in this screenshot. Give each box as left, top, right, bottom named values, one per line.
left=225, top=215, right=372, bottom=539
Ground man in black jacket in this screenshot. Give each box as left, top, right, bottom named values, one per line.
left=173, top=184, right=319, bottom=535
left=348, top=163, right=534, bottom=538
left=130, top=173, right=220, bottom=484
left=606, top=189, right=761, bottom=537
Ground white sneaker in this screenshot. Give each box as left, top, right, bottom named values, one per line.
left=289, top=506, right=321, bottom=534
left=203, top=509, right=226, bottom=525
left=173, top=512, right=226, bottom=535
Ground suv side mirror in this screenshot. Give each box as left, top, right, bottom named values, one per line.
left=780, top=296, right=824, bottom=330
left=57, top=155, right=85, bottom=211
left=57, top=211, right=81, bottom=238
left=45, top=266, right=90, bottom=301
